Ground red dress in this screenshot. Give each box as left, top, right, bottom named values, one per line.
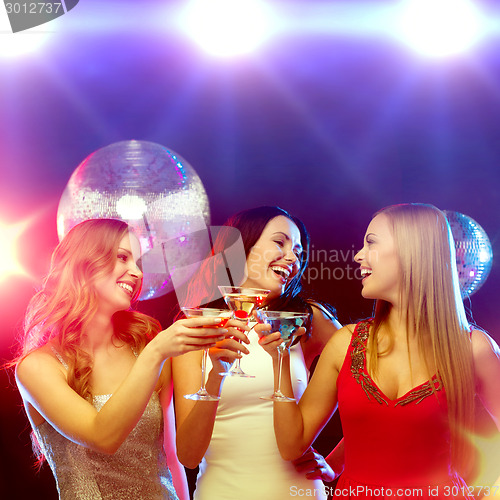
left=335, top=320, right=473, bottom=499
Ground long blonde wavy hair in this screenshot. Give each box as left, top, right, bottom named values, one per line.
left=368, top=203, right=475, bottom=476
left=16, top=219, right=161, bottom=403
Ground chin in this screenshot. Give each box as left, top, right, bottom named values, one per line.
left=116, top=298, right=133, bottom=311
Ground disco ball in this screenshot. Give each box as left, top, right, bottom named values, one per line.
left=57, top=140, right=210, bottom=300
left=445, top=211, right=493, bottom=298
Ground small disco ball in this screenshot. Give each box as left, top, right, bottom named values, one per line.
left=445, top=211, right=493, bottom=298
left=57, top=140, right=210, bottom=300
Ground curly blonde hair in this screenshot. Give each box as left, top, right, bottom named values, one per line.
left=16, top=218, right=161, bottom=401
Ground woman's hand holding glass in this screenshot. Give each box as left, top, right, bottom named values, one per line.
left=150, top=316, right=228, bottom=360
left=255, top=322, right=307, bottom=359
left=208, top=318, right=251, bottom=376
left=181, top=308, right=234, bottom=401
left=217, top=285, right=270, bottom=377
left=255, top=323, right=281, bottom=358
left=255, top=311, right=309, bottom=402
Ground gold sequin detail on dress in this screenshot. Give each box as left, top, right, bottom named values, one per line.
left=33, top=391, right=178, bottom=499
left=350, top=319, right=442, bottom=406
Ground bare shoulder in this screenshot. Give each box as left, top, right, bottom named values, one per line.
left=471, top=329, right=500, bottom=393
left=325, top=324, right=355, bottom=350
left=471, top=329, right=500, bottom=364
left=16, top=345, right=69, bottom=426
left=470, top=329, right=500, bottom=427
left=471, top=330, right=500, bottom=375
left=309, top=302, right=342, bottom=331
left=16, top=345, right=66, bottom=386
left=320, top=324, right=355, bottom=372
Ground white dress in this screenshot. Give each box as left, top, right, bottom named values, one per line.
left=194, top=326, right=328, bottom=500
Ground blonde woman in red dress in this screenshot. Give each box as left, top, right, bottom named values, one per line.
left=266, top=203, right=500, bottom=499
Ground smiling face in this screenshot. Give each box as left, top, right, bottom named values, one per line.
left=354, top=213, right=401, bottom=306
left=93, top=232, right=143, bottom=316
left=242, top=215, right=303, bottom=301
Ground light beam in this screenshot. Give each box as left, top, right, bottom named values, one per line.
left=398, top=0, right=483, bottom=57
left=0, top=220, right=29, bottom=281
left=183, top=0, right=271, bottom=57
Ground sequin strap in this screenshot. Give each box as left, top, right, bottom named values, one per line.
left=350, top=320, right=388, bottom=405
left=50, top=346, right=68, bottom=369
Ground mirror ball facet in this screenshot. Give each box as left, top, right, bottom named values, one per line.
left=445, top=211, right=493, bottom=298
left=57, top=140, right=210, bottom=300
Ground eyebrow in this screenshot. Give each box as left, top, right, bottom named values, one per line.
left=118, top=247, right=133, bottom=255
left=272, top=231, right=303, bottom=252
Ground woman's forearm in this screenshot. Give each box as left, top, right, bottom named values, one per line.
left=273, top=351, right=310, bottom=460
left=326, top=438, right=345, bottom=479
left=175, top=369, right=225, bottom=468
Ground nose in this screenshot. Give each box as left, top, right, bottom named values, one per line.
left=129, top=262, right=143, bottom=279
left=284, top=248, right=298, bottom=264
left=354, top=248, right=364, bottom=263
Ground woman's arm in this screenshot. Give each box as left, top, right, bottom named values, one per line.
left=159, top=360, right=189, bottom=500
left=16, top=318, right=225, bottom=455
left=471, top=329, right=500, bottom=494
left=173, top=323, right=250, bottom=468
left=293, top=303, right=343, bottom=479
left=270, top=325, right=352, bottom=461
left=325, top=439, right=345, bottom=479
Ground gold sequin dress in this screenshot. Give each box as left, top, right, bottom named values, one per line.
left=33, top=392, right=179, bottom=500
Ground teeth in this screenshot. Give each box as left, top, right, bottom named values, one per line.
left=361, top=269, right=372, bottom=277
left=118, top=282, right=134, bottom=294
left=270, top=266, right=290, bottom=279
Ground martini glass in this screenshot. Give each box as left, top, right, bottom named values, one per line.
left=257, top=311, right=310, bottom=402
left=217, top=285, right=270, bottom=377
left=181, top=307, right=232, bottom=401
